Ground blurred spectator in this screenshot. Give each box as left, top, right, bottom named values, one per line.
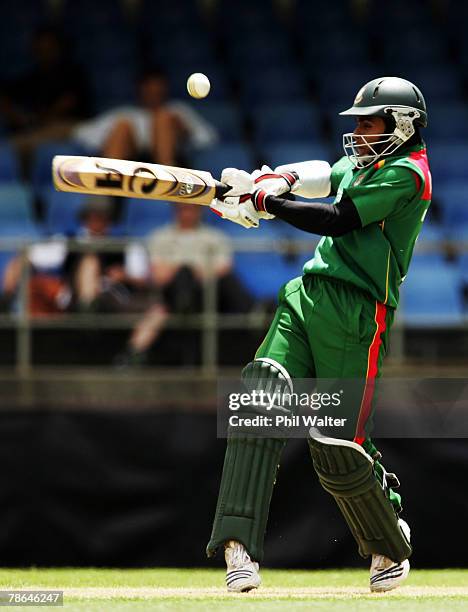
left=1, top=240, right=70, bottom=316
left=72, top=68, right=218, bottom=166
left=116, top=204, right=255, bottom=366
left=1, top=196, right=143, bottom=316
left=0, top=27, right=89, bottom=175
left=63, top=196, right=144, bottom=313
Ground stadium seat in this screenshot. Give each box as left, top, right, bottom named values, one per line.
left=234, top=251, right=310, bottom=299
left=192, top=143, right=255, bottom=179
left=0, top=184, right=39, bottom=237
left=191, top=102, right=243, bottom=143
left=0, top=142, right=20, bottom=182
left=41, top=188, right=87, bottom=235
left=251, top=103, right=322, bottom=145
left=260, top=142, right=332, bottom=169
left=89, top=66, right=138, bottom=113
left=401, top=68, right=461, bottom=103
left=226, top=36, right=295, bottom=71
left=125, top=198, right=173, bottom=237
left=436, top=182, right=468, bottom=227
left=238, top=67, right=308, bottom=106
left=428, top=143, right=468, bottom=183
left=425, top=104, right=468, bottom=141
left=400, top=256, right=463, bottom=325
left=31, top=140, right=88, bottom=190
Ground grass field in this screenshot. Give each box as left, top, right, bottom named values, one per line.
left=1, top=568, right=467, bottom=611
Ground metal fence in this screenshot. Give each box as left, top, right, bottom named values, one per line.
left=0, top=236, right=466, bottom=375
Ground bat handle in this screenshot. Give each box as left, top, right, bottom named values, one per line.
left=214, top=181, right=230, bottom=200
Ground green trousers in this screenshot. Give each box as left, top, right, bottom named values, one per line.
left=255, top=274, right=394, bottom=441
left=207, top=274, right=398, bottom=562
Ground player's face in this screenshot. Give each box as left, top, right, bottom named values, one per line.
left=353, top=116, right=387, bottom=156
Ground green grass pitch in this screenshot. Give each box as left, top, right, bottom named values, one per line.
left=1, top=568, right=467, bottom=611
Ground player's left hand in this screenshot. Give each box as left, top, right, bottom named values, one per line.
left=251, top=164, right=300, bottom=196
left=210, top=195, right=262, bottom=229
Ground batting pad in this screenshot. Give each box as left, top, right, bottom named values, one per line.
left=206, top=436, right=285, bottom=563
left=308, top=436, right=412, bottom=563
left=207, top=358, right=292, bottom=562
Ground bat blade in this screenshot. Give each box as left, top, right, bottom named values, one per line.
left=52, top=155, right=228, bottom=205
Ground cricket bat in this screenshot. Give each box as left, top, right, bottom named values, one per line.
left=52, top=155, right=229, bottom=205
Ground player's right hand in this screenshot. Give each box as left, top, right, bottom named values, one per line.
left=251, top=164, right=299, bottom=196
left=210, top=195, right=260, bottom=228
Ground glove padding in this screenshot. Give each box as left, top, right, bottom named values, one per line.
left=210, top=194, right=261, bottom=229
left=222, top=165, right=298, bottom=199
left=252, top=164, right=300, bottom=196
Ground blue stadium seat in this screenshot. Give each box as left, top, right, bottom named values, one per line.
left=260, top=142, right=331, bottom=169
left=251, top=103, right=322, bottom=145
left=139, top=0, right=202, bottom=31
left=385, top=29, right=449, bottom=68
left=239, top=67, right=308, bottom=106
left=436, top=182, right=468, bottom=227
left=234, top=251, right=309, bottom=299
left=400, top=68, right=461, bottom=103
left=125, top=198, right=173, bottom=237
left=417, top=221, right=447, bottom=243
left=63, top=0, right=127, bottom=34
left=192, top=144, right=255, bottom=179
left=192, top=102, right=243, bottom=142
left=304, top=36, right=369, bottom=70
left=89, top=66, right=138, bottom=113
left=0, top=142, right=20, bottom=182
left=32, top=140, right=88, bottom=190
left=226, top=36, right=295, bottom=70
left=400, top=256, right=463, bottom=325
left=428, top=143, right=468, bottom=183
left=458, top=254, right=468, bottom=283
left=41, top=188, right=88, bottom=235
left=426, top=104, right=468, bottom=141
left=0, top=184, right=39, bottom=237
left=149, top=32, right=215, bottom=67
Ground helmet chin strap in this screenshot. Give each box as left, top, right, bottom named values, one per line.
left=343, top=107, right=420, bottom=169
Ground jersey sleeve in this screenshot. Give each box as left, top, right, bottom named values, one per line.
left=330, top=156, right=354, bottom=194
left=344, top=166, right=417, bottom=227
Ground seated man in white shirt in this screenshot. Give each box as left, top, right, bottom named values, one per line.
left=118, top=204, right=254, bottom=366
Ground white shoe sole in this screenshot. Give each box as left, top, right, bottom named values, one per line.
left=226, top=567, right=261, bottom=592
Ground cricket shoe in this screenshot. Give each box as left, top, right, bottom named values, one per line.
left=224, top=540, right=261, bottom=592
left=370, top=519, right=411, bottom=592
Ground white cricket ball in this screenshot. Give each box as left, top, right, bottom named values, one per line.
left=187, top=72, right=211, bottom=99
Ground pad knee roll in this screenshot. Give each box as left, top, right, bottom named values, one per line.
left=309, top=437, right=412, bottom=563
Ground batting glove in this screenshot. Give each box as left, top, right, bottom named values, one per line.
left=251, top=164, right=300, bottom=196
left=210, top=194, right=261, bottom=229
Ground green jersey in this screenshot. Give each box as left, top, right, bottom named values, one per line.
left=303, top=143, right=432, bottom=308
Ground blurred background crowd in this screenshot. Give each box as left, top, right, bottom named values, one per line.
left=0, top=0, right=466, bottom=368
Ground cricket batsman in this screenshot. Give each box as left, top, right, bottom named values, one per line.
left=206, top=77, right=432, bottom=592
